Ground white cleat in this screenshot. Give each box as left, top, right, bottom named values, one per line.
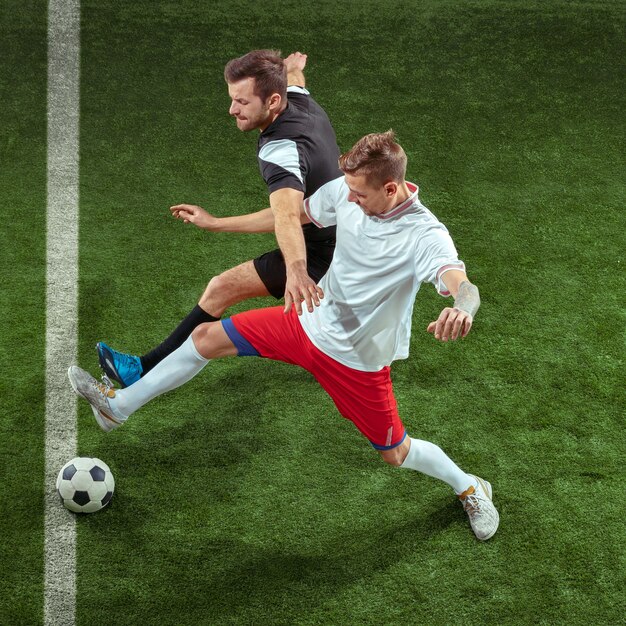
left=458, top=475, right=500, bottom=541
left=67, top=366, right=124, bottom=432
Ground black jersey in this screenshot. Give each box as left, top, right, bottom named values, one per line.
left=257, top=86, right=340, bottom=242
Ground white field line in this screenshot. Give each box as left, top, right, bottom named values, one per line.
left=44, top=1, right=80, bottom=625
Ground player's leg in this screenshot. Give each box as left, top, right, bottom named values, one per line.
left=146, top=248, right=293, bottom=365
left=379, top=434, right=473, bottom=492
left=70, top=321, right=237, bottom=430
left=308, top=355, right=499, bottom=540
left=97, top=259, right=272, bottom=387
left=112, top=321, right=237, bottom=418
left=138, top=260, right=270, bottom=371
left=96, top=241, right=334, bottom=387
left=75, top=304, right=299, bottom=433
left=381, top=435, right=499, bottom=541
left=90, top=305, right=305, bottom=430
left=314, top=363, right=475, bottom=491
left=199, top=258, right=274, bottom=316
left=379, top=436, right=473, bottom=485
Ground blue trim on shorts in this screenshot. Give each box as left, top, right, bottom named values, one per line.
left=370, top=430, right=407, bottom=451
left=221, top=318, right=260, bottom=357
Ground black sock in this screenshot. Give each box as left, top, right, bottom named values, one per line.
left=140, top=305, right=219, bottom=375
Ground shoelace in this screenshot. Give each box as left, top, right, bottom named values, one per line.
left=462, top=492, right=485, bottom=518
left=91, top=378, right=114, bottom=401
left=101, top=374, right=115, bottom=388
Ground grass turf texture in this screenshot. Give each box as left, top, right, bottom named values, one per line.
left=0, top=2, right=47, bottom=624
left=2, top=0, right=624, bottom=623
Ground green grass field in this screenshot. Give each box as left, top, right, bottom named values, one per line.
left=1, top=0, right=624, bottom=624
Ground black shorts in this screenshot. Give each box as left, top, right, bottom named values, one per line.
left=253, top=237, right=336, bottom=299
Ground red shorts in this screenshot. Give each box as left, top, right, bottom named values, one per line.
left=223, top=306, right=406, bottom=450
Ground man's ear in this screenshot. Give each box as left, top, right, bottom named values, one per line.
left=384, top=181, right=398, bottom=197
left=267, top=93, right=282, bottom=111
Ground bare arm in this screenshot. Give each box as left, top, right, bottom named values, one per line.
left=427, top=269, right=480, bottom=341
left=170, top=202, right=312, bottom=233
left=270, top=187, right=322, bottom=314
left=284, top=51, right=307, bottom=87
left=170, top=204, right=276, bottom=233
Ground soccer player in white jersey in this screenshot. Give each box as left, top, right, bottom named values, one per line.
left=69, top=131, right=499, bottom=541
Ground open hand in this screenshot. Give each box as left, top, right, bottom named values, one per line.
left=170, top=204, right=218, bottom=230
left=284, top=266, right=324, bottom=315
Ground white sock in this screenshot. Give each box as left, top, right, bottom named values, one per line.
left=400, top=437, right=476, bottom=494
left=111, top=335, right=209, bottom=419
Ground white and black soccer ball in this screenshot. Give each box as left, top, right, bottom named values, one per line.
left=56, top=457, right=115, bottom=513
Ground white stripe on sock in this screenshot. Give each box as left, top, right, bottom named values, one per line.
left=44, top=1, right=80, bottom=625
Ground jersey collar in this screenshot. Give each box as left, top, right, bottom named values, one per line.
left=377, top=182, right=420, bottom=220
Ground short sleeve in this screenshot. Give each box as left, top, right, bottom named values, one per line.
left=258, top=139, right=306, bottom=194
left=303, top=177, right=343, bottom=228
left=286, top=85, right=311, bottom=97
left=414, top=225, right=465, bottom=296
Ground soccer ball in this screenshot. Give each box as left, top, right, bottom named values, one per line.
left=56, top=457, right=115, bottom=513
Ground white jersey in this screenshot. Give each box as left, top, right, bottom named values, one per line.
left=300, top=176, right=465, bottom=372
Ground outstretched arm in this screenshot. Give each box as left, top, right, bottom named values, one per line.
left=170, top=204, right=276, bottom=232
left=284, top=51, right=307, bottom=87
left=427, top=269, right=480, bottom=341
left=170, top=202, right=312, bottom=233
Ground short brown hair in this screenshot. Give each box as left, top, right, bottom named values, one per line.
left=339, top=130, right=407, bottom=186
left=224, top=49, right=287, bottom=102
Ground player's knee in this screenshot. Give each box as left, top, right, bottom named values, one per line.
left=199, top=274, right=228, bottom=310
left=191, top=321, right=214, bottom=350
left=379, top=446, right=406, bottom=467
left=191, top=321, right=210, bottom=338
left=202, top=275, right=221, bottom=300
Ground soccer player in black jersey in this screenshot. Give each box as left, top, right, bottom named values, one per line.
left=97, top=50, right=342, bottom=388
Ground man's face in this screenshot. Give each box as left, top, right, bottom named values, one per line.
left=345, top=173, right=395, bottom=216
left=227, top=78, right=272, bottom=132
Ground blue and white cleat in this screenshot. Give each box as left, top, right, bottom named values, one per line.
left=96, top=342, right=142, bottom=388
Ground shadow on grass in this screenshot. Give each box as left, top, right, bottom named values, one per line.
left=110, top=502, right=460, bottom=625
left=79, top=352, right=467, bottom=624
